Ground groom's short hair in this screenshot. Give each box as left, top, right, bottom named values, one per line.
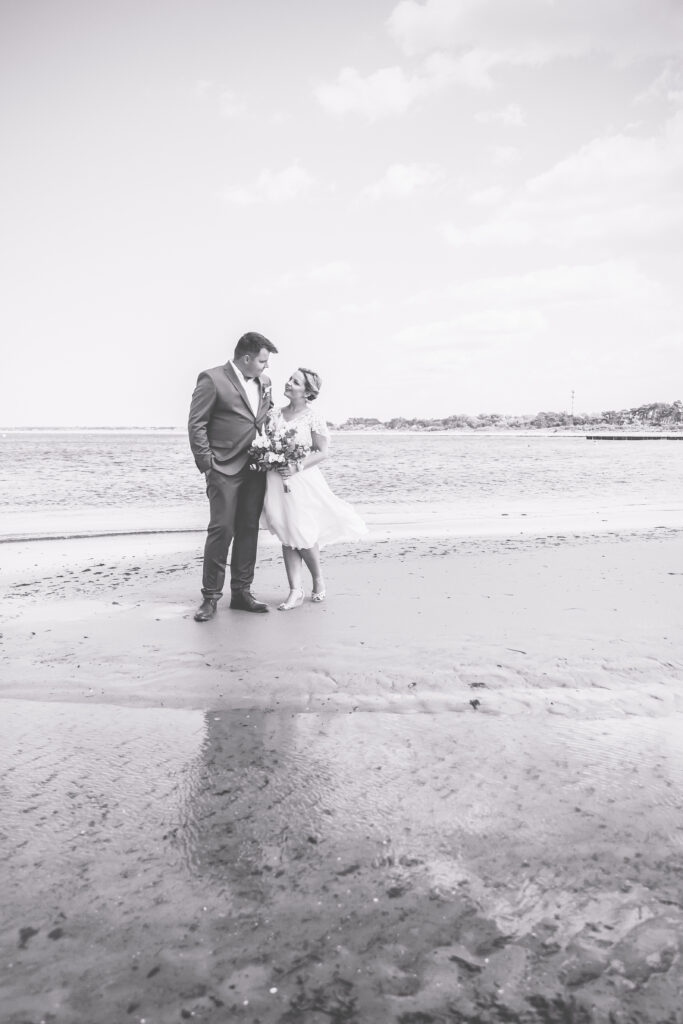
left=234, top=332, right=278, bottom=358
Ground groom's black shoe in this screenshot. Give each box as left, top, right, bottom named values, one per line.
left=194, top=598, right=218, bottom=622
left=230, top=590, right=269, bottom=613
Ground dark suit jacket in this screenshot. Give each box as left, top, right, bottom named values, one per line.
left=188, top=362, right=273, bottom=476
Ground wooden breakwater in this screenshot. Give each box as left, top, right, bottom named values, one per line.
left=586, top=434, right=683, bottom=441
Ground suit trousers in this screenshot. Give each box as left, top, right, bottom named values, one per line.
left=201, top=465, right=267, bottom=599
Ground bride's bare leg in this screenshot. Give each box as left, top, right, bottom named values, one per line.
left=279, top=546, right=305, bottom=610
left=300, top=545, right=325, bottom=600
left=282, top=545, right=303, bottom=589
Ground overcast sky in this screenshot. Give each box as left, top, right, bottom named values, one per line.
left=2, top=0, right=682, bottom=426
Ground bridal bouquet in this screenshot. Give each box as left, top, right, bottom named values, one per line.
left=248, top=423, right=310, bottom=492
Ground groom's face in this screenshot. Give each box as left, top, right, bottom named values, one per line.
left=244, top=347, right=271, bottom=379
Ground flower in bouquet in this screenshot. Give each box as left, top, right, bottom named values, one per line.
left=279, top=432, right=310, bottom=492
left=247, top=426, right=286, bottom=473
left=248, top=423, right=310, bottom=492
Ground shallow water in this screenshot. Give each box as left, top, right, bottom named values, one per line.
left=2, top=700, right=682, bottom=1022
left=3, top=431, right=683, bottom=540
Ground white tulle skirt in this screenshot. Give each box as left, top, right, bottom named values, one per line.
left=260, top=467, right=368, bottom=549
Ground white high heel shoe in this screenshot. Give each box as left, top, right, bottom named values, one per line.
left=311, top=589, right=326, bottom=603
left=278, top=588, right=304, bottom=611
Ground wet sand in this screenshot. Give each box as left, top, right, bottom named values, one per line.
left=2, top=529, right=683, bottom=1023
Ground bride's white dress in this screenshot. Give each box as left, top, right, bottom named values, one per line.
left=260, top=406, right=367, bottom=549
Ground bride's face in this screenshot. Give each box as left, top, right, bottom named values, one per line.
left=284, top=371, right=307, bottom=401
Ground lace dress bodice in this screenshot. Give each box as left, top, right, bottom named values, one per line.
left=271, top=405, right=329, bottom=446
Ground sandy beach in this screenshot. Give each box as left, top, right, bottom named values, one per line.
left=2, top=527, right=683, bottom=1023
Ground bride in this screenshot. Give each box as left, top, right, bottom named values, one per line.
left=260, top=367, right=367, bottom=609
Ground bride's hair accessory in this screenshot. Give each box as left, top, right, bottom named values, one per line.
left=299, top=367, right=322, bottom=401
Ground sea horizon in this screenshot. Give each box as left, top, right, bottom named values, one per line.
left=2, top=398, right=682, bottom=435
left=2, top=425, right=682, bottom=440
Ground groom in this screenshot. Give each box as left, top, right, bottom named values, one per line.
left=188, top=331, right=278, bottom=622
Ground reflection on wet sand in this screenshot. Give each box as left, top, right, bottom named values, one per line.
left=4, top=699, right=681, bottom=1022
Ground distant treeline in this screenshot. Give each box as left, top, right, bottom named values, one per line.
left=333, top=400, right=683, bottom=432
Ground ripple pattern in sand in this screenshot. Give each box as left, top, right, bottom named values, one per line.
left=3, top=700, right=683, bottom=1024
left=0, top=701, right=205, bottom=884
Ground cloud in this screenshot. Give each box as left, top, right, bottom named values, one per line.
left=460, top=309, right=546, bottom=333
left=491, top=145, right=521, bottom=166
left=270, top=111, right=294, bottom=126
left=316, top=65, right=422, bottom=118
left=528, top=115, right=683, bottom=194
left=402, top=261, right=666, bottom=349
left=315, top=51, right=481, bottom=118
left=637, top=62, right=683, bottom=105
left=467, top=185, right=506, bottom=206
left=391, top=259, right=674, bottom=391
left=442, top=110, right=683, bottom=250
left=222, top=164, right=315, bottom=205
left=387, top=0, right=683, bottom=68
left=193, top=81, right=246, bottom=117
left=394, top=308, right=546, bottom=352
left=455, top=261, right=663, bottom=307
left=250, top=262, right=355, bottom=295
left=316, top=4, right=683, bottom=125
left=308, top=298, right=384, bottom=325
left=219, top=90, right=245, bottom=118
left=363, top=162, right=444, bottom=199
left=308, top=261, right=354, bottom=283
left=475, top=103, right=526, bottom=127
left=441, top=218, right=532, bottom=247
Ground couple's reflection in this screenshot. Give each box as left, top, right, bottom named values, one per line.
left=176, top=711, right=338, bottom=888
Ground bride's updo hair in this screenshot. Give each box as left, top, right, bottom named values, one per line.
left=299, top=367, right=322, bottom=401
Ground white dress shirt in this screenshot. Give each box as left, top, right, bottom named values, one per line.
left=230, top=360, right=260, bottom=416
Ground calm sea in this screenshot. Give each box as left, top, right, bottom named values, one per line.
left=2, top=430, right=683, bottom=542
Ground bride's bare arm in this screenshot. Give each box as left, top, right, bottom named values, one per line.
left=303, top=432, right=328, bottom=469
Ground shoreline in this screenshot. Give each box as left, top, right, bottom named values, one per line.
left=3, top=501, right=683, bottom=549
